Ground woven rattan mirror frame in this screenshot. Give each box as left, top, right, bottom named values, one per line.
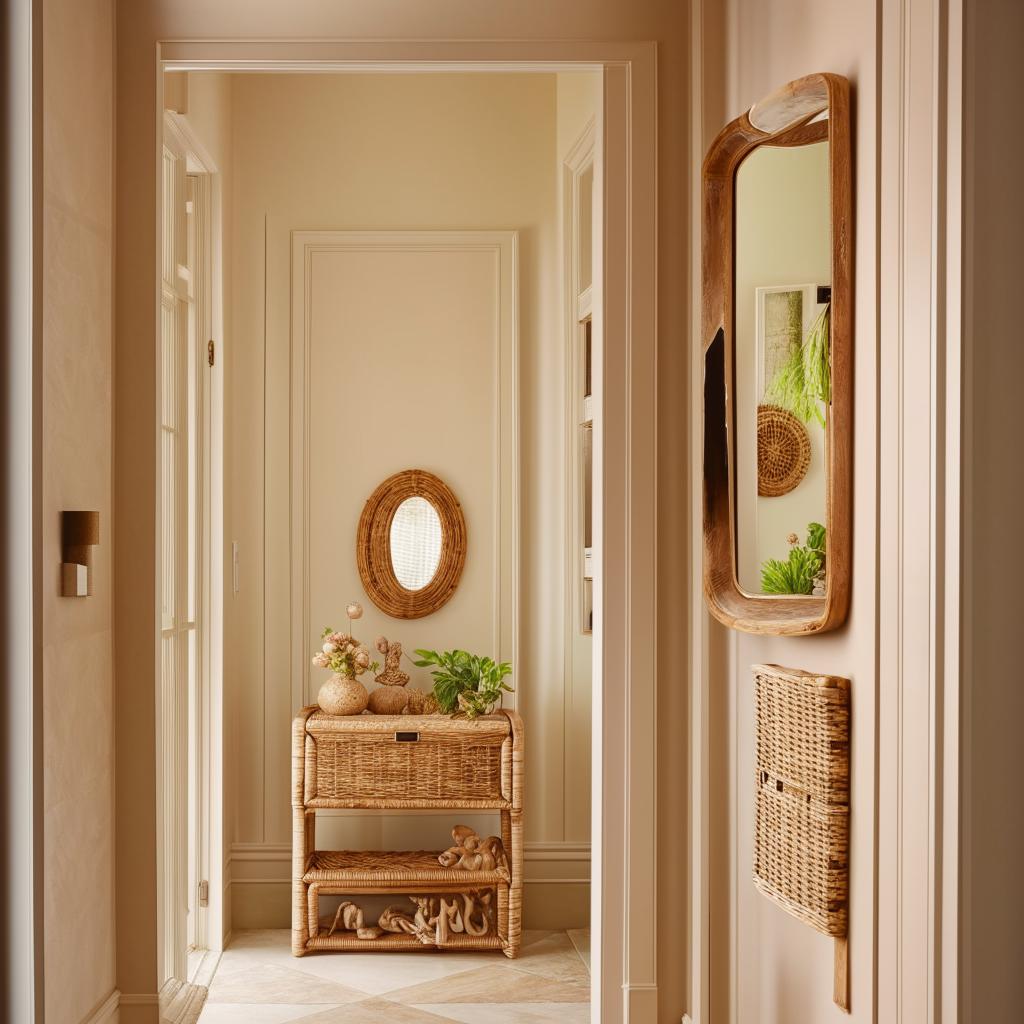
left=702, top=72, right=852, bottom=635
left=357, top=469, right=467, bottom=619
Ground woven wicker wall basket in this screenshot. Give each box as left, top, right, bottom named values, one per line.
left=753, top=664, right=851, bottom=1010
left=757, top=404, right=812, bottom=497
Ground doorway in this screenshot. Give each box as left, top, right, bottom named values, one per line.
left=145, top=41, right=655, bottom=1024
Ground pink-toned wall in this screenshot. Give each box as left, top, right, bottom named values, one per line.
left=42, top=0, right=116, bottom=1020
left=115, top=4, right=690, bottom=1022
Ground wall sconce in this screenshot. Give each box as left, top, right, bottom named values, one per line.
left=61, top=510, right=99, bottom=597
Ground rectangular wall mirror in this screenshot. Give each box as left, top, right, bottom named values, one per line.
left=702, top=73, right=851, bottom=635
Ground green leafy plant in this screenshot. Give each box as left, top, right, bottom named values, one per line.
left=765, top=304, right=832, bottom=426
left=412, top=648, right=514, bottom=719
left=760, top=522, right=827, bottom=595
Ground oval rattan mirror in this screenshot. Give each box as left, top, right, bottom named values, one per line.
left=357, top=469, right=467, bottom=619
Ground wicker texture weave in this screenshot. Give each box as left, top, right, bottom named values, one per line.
left=292, top=707, right=524, bottom=959
left=753, top=664, right=849, bottom=937
left=757, top=404, right=812, bottom=497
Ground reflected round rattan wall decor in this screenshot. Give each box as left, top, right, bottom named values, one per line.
left=757, top=404, right=812, bottom=497
left=357, top=469, right=467, bottom=619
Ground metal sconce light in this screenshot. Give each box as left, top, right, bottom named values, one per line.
left=61, top=510, right=99, bottom=597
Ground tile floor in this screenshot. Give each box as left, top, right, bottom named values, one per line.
left=197, top=929, right=591, bottom=1024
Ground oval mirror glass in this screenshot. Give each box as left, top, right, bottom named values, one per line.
left=389, top=496, right=443, bottom=591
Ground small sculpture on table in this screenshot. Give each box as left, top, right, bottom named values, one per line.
left=438, top=825, right=508, bottom=872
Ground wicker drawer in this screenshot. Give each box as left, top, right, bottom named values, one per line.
left=300, top=711, right=512, bottom=808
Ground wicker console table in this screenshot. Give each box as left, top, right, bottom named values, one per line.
left=291, top=707, right=524, bottom=957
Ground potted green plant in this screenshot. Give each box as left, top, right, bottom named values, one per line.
left=766, top=304, right=831, bottom=426
left=412, top=648, right=514, bottom=719
left=760, top=522, right=827, bottom=595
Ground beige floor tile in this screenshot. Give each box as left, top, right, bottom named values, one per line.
left=414, top=1003, right=592, bottom=1024
left=288, top=950, right=506, bottom=996
left=287, top=999, right=460, bottom=1023
left=511, top=931, right=591, bottom=984
left=197, top=1004, right=343, bottom=1024
left=207, top=963, right=366, bottom=1005
left=386, top=964, right=590, bottom=1004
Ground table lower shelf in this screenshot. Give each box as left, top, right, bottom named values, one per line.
left=303, top=932, right=507, bottom=953
left=301, top=849, right=511, bottom=889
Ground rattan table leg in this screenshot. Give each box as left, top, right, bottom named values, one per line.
left=292, top=807, right=310, bottom=955
left=504, top=808, right=524, bottom=958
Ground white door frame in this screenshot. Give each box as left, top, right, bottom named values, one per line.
left=160, top=107, right=225, bottom=995
left=156, top=40, right=657, bottom=1024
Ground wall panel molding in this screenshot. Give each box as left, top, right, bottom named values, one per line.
left=878, top=0, right=963, bottom=1022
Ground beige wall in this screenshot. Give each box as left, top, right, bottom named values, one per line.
left=116, top=3, right=690, bottom=1020
left=702, top=1, right=880, bottom=1021
left=42, top=0, right=117, bottom=1021
left=221, top=72, right=590, bottom=930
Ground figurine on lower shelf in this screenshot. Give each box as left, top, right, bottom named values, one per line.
left=438, top=824, right=508, bottom=872
left=378, top=904, right=418, bottom=935
left=325, top=900, right=383, bottom=940
left=409, top=891, right=494, bottom=944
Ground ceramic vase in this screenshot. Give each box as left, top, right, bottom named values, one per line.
left=317, top=673, right=369, bottom=716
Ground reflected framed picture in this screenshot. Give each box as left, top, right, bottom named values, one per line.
left=754, top=284, right=817, bottom=400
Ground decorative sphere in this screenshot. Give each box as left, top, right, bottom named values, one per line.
left=347, top=602, right=364, bottom=620
left=317, top=674, right=369, bottom=716
left=367, top=685, right=410, bottom=715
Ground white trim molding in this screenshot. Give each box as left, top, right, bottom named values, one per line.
left=878, top=1, right=963, bottom=1022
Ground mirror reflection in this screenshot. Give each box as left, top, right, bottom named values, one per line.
left=389, top=495, right=443, bottom=591
left=734, top=132, right=831, bottom=595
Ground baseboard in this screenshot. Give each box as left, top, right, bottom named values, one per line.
left=81, top=989, right=120, bottom=1024
left=117, top=991, right=158, bottom=1024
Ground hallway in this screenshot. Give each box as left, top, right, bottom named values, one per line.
left=197, top=929, right=590, bottom=1023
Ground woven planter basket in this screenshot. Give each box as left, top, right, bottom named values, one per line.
left=757, top=405, right=812, bottom=497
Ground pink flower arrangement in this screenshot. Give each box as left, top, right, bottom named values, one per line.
left=312, top=624, right=379, bottom=680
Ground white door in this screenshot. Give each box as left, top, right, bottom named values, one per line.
left=158, top=124, right=194, bottom=989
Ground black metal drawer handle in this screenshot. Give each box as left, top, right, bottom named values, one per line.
left=394, top=731, right=419, bottom=742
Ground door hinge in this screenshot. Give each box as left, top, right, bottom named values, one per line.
left=207, top=339, right=215, bottom=367
left=198, top=880, right=209, bottom=908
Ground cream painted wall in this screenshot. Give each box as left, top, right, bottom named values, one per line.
left=41, top=0, right=117, bottom=1022
left=221, top=72, right=590, bottom=930
left=734, top=142, right=830, bottom=591
left=703, top=2, right=880, bottom=1021
left=115, top=5, right=691, bottom=1020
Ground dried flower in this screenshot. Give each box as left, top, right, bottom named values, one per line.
left=347, top=602, right=363, bottom=620
left=787, top=533, right=799, bottom=546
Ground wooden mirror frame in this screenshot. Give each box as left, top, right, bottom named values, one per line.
left=702, top=73, right=852, bottom=635
left=357, top=468, right=467, bottom=619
